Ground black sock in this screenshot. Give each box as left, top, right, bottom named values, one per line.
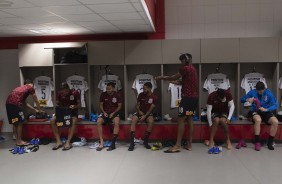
left=255, top=135, right=260, bottom=143
left=130, top=131, right=135, bottom=145
left=112, top=134, right=118, bottom=147
left=144, top=131, right=151, bottom=144
left=268, top=136, right=274, bottom=145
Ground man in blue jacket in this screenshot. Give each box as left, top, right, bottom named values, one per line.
left=241, top=81, right=278, bottom=151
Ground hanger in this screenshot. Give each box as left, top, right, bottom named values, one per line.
left=252, top=66, right=256, bottom=73
left=215, top=64, right=221, bottom=73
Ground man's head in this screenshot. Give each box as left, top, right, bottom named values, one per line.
left=24, top=79, right=33, bottom=86
left=179, top=53, right=192, bottom=65
left=255, top=81, right=266, bottom=95
left=217, top=88, right=226, bottom=102
left=143, top=82, right=152, bottom=94
left=106, top=82, right=115, bottom=95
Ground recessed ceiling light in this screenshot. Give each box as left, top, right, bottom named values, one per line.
left=0, top=0, right=13, bottom=7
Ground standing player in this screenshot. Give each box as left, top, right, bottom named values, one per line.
left=241, top=81, right=278, bottom=151
left=6, top=80, right=42, bottom=146
left=156, top=53, right=198, bottom=153
left=96, top=82, right=122, bottom=151
left=50, top=82, right=80, bottom=151
left=128, top=82, right=158, bottom=151
left=207, top=89, right=235, bottom=153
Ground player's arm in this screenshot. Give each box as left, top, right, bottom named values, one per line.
left=170, top=80, right=182, bottom=85
left=25, top=103, right=39, bottom=113
left=262, top=93, right=278, bottom=112
left=30, top=93, right=42, bottom=112
left=241, top=91, right=254, bottom=103
left=144, top=104, right=156, bottom=118
left=112, top=103, right=122, bottom=116
left=136, top=101, right=144, bottom=115
left=227, top=100, right=235, bottom=122
left=206, top=104, right=213, bottom=126
left=70, top=98, right=81, bottom=109
left=155, top=73, right=181, bottom=81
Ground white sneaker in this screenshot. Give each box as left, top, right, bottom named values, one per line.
left=127, top=114, right=133, bottom=121
left=89, top=141, right=100, bottom=149
left=163, top=114, right=172, bottom=121
left=72, top=137, right=87, bottom=147
left=134, top=138, right=144, bottom=144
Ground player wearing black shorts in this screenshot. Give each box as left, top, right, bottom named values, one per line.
left=6, top=80, right=42, bottom=146
left=96, top=82, right=122, bottom=151
left=156, top=53, right=198, bottom=153
left=50, top=82, right=80, bottom=151
left=241, top=82, right=278, bottom=151
left=128, top=82, right=158, bottom=151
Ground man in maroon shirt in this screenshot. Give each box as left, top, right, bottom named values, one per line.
left=156, top=53, right=198, bottom=153
left=6, top=79, right=42, bottom=146
left=207, top=89, right=235, bottom=153
left=96, top=82, right=122, bottom=151
left=128, top=82, right=158, bottom=151
left=50, top=82, right=80, bottom=151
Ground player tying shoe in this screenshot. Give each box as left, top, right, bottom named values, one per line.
left=207, top=89, right=235, bottom=153
left=50, top=82, right=80, bottom=151
left=96, top=82, right=122, bottom=151
left=241, top=81, right=278, bottom=151
left=156, top=53, right=198, bottom=153
left=128, top=82, right=158, bottom=151
left=6, top=79, right=43, bottom=146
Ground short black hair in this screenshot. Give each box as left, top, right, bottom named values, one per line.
left=107, top=82, right=116, bottom=88
left=256, top=81, right=265, bottom=91
left=24, top=79, right=32, bottom=85
left=61, top=82, right=69, bottom=89
left=217, top=88, right=225, bottom=99
left=179, top=53, right=192, bottom=62
left=143, top=82, right=152, bottom=89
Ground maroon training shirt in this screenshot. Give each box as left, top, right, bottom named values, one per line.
left=100, top=91, right=122, bottom=113
left=138, top=92, right=158, bottom=113
left=207, top=90, right=233, bottom=114
left=179, top=64, right=198, bottom=98
left=6, top=85, right=35, bottom=107
left=56, top=89, right=80, bottom=107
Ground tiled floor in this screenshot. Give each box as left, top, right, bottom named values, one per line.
left=0, top=139, right=281, bottom=184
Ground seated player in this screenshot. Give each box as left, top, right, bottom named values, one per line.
left=241, top=81, right=278, bottom=151
left=50, top=82, right=80, bottom=151
left=96, top=82, right=122, bottom=151
left=207, top=89, right=235, bottom=153
left=6, top=79, right=42, bottom=146
left=128, top=82, right=158, bottom=151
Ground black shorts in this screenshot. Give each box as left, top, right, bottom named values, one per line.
left=248, top=111, right=275, bottom=125
left=178, top=97, right=198, bottom=117
left=99, top=112, right=120, bottom=125
left=6, top=104, right=25, bottom=125
left=212, top=112, right=228, bottom=120
left=55, top=107, right=78, bottom=127
left=133, top=112, right=153, bottom=121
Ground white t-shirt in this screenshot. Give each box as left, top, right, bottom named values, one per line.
left=132, top=74, right=157, bottom=95
left=203, top=73, right=231, bottom=94
left=33, top=76, right=54, bottom=107
left=66, top=75, right=88, bottom=108
left=168, top=83, right=182, bottom=108
left=279, top=77, right=282, bottom=90
left=241, top=73, right=267, bottom=94
left=98, top=74, right=122, bottom=92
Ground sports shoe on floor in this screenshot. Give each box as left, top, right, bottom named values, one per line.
left=143, top=143, right=151, bottom=149
left=255, top=142, right=261, bottom=151
left=267, top=143, right=275, bottom=150
left=18, top=146, right=25, bottom=154
left=151, top=142, right=163, bottom=151
left=72, top=137, right=87, bottom=147
left=89, top=141, right=100, bottom=149
left=11, top=146, right=20, bottom=154
left=163, top=114, right=172, bottom=121
left=208, top=147, right=215, bottom=154
left=128, top=144, right=135, bottom=151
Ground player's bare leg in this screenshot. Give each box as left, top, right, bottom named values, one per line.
left=186, top=115, right=193, bottom=151
left=220, top=117, right=232, bottom=150
left=50, top=117, right=63, bottom=148
left=208, top=117, right=220, bottom=148
left=64, top=117, right=77, bottom=149
left=96, top=118, right=104, bottom=150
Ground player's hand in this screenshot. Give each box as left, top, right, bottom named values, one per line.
left=227, top=119, right=231, bottom=124
left=139, top=115, right=146, bottom=122
left=109, top=113, right=115, bottom=118
left=139, top=111, right=144, bottom=116
left=35, top=109, right=39, bottom=113
left=104, top=112, right=108, bottom=117
left=247, top=97, right=254, bottom=103
left=259, top=107, right=268, bottom=112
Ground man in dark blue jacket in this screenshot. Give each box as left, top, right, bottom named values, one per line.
left=241, top=81, right=278, bottom=151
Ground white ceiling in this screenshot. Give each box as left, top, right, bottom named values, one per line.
left=0, top=0, right=155, bottom=37
left=166, top=0, right=282, bottom=39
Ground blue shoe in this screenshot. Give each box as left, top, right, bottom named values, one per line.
left=213, top=147, right=221, bottom=154
left=208, top=147, right=215, bottom=154
left=34, top=138, right=40, bottom=145
left=11, top=146, right=19, bottom=154
left=18, top=146, right=25, bottom=154
left=30, top=138, right=36, bottom=145
left=61, top=137, right=66, bottom=144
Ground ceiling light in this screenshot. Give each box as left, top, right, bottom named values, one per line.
left=0, top=0, right=13, bottom=7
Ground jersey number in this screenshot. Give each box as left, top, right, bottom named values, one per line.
left=41, top=89, right=46, bottom=99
